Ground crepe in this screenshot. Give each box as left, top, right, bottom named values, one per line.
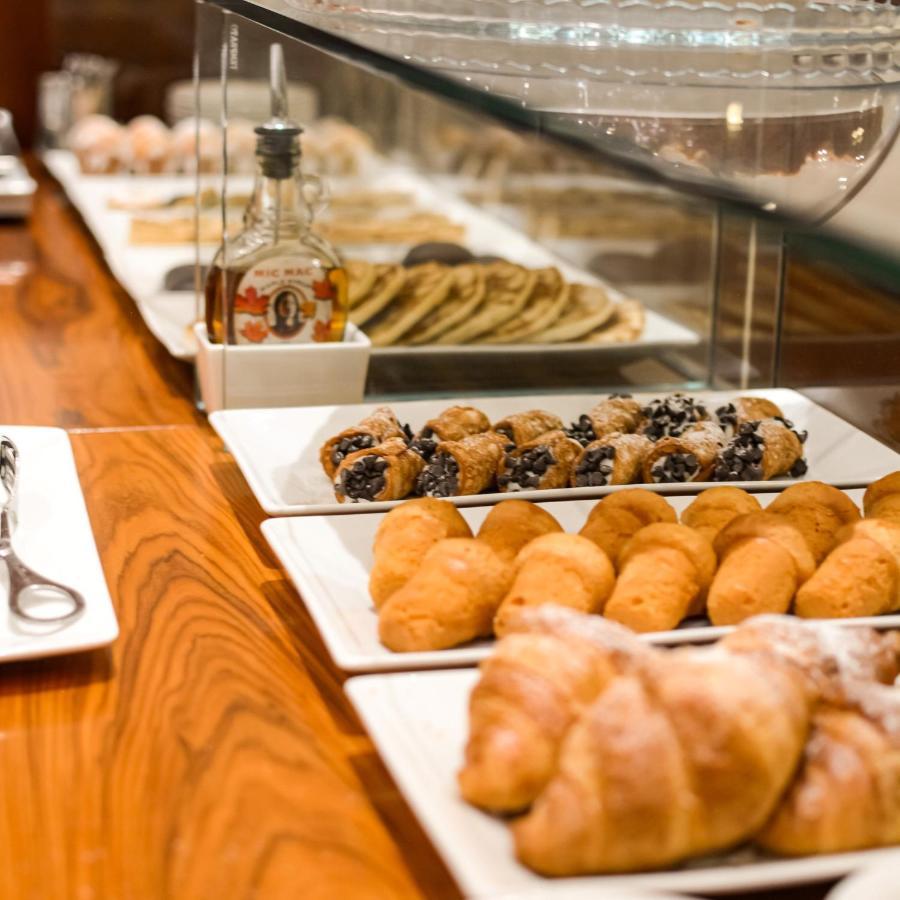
left=527, top=283, right=615, bottom=343
left=346, top=259, right=379, bottom=309
left=436, top=262, right=537, bottom=344
left=364, top=263, right=455, bottom=346
left=478, top=267, right=570, bottom=344
left=348, top=264, right=407, bottom=326
left=404, top=264, right=487, bottom=345
left=581, top=299, right=645, bottom=344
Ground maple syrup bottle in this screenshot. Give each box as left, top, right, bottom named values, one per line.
left=204, top=115, right=347, bottom=345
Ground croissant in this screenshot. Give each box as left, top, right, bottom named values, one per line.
left=578, top=488, right=676, bottom=566
left=459, top=605, right=651, bottom=813
left=476, top=499, right=562, bottom=564
left=758, top=682, right=900, bottom=856
left=766, top=481, right=861, bottom=563
left=513, top=648, right=811, bottom=874
left=461, top=610, right=900, bottom=864
left=493, top=534, right=615, bottom=636
left=717, top=614, right=900, bottom=704
left=369, top=498, right=472, bottom=609
left=680, top=486, right=761, bottom=544
left=378, top=538, right=512, bottom=652
left=863, top=471, right=900, bottom=523
left=794, top=518, right=900, bottom=619
left=707, top=512, right=815, bottom=625
left=603, top=523, right=717, bottom=631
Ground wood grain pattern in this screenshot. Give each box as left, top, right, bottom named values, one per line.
left=0, top=163, right=201, bottom=428
left=0, top=426, right=456, bottom=900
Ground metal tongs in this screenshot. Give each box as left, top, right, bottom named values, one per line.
left=0, top=436, right=85, bottom=624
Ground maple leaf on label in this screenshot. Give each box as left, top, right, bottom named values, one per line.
left=313, top=319, right=332, bottom=343
left=234, top=286, right=269, bottom=315
left=312, top=278, right=335, bottom=300
left=240, top=320, right=269, bottom=343
left=300, top=300, right=317, bottom=319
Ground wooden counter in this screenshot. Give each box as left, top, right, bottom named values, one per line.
left=0, top=164, right=851, bottom=899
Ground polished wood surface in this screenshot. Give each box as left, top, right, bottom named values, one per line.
left=0, top=164, right=200, bottom=428
left=0, top=164, right=872, bottom=899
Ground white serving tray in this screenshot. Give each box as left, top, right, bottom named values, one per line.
left=0, top=426, right=118, bottom=662
left=262, top=487, right=900, bottom=673
left=43, top=150, right=697, bottom=362
left=346, top=669, right=900, bottom=897
left=214, top=388, right=900, bottom=517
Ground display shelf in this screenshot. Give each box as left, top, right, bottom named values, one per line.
left=207, top=0, right=900, bottom=246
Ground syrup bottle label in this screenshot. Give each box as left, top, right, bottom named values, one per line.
left=233, top=257, right=336, bottom=344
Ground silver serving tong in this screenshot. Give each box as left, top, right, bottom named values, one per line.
left=0, top=436, right=85, bottom=624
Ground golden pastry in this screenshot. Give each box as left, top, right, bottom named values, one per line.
left=680, top=486, right=762, bottom=544
left=497, top=430, right=582, bottom=492
left=476, top=499, right=562, bottom=564
left=493, top=534, right=615, bottom=636
left=333, top=437, right=424, bottom=503
left=603, top=523, right=717, bottom=632
left=319, top=406, right=405, bottom=478
left=369, top=498, right=472, bottom=609
left=378, top=538, right=512, bottom=651
left=708, top=512, right=816, bottom=625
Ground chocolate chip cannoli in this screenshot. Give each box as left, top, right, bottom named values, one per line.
left=410, top=405, right=491, bottom=461
left=566, top=394, right=643, bottom=446
left=416, top=432, right=508, bottom=498
left=715, top=396, right=784, bottom=438
left=319, top=406, right=407, bottom=478
left=640, top=393, right=709, bottom=441
left=642, top=421, right=727, bottom=483
left=496, top=430, right=582, bottom=493
left=570, top=432, right=654, bottom=488
left=712, top=418, right=808, bottom=482
left=493, top=410, right=563, bottom=446
left=333, top=437, right=424, bottom=503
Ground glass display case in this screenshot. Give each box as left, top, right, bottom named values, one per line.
left=194, top=0, right=900, bottom=447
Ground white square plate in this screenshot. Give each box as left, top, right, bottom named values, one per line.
left=262, top=487, right=900, bottom=673
left=0, top=426, right=117, bottom=662
left=216, top=388, right=900, bottom=517
left=346, top=669, right=900, bottom=897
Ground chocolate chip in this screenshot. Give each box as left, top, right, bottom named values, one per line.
left=499, top=445, right=557, bottom=491
left=416, top=453, right=461, bottom=497
left=565, top=415, right=596, bottom=447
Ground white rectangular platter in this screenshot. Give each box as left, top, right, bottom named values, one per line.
left=262, top=487, right=900, bottom=673
left=43, top=150, right=697, bottom=362
left=214, top=388, right=900, bottom=517
left=0, top=426, right=118, bottom=662
left=346, top=669, right=900, bottom=897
